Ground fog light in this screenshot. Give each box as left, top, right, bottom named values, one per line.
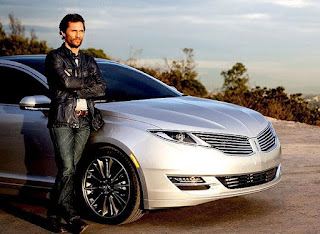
left=168, top=176, right=205, bottom=184
left=168, top=176, right=210, bottom=191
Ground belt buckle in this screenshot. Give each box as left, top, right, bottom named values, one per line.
left=76, top=110, right=88, bottom=116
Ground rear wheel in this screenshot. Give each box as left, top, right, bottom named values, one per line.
left=79, top=146, right=144, bottom=224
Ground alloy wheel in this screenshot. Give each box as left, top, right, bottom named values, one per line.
left=82, top=156, right=131, bottom=218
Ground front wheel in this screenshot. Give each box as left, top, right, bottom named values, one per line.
left=78, top=146, right=144, bottom=224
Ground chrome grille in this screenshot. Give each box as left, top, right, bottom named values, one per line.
left=257, top=125, right=276, bottom=152
left=193, top=133, right=253, bottom=155
left=216, top=167, right=278, bottom=189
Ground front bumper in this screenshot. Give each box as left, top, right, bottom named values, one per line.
left=145, top=165, right=281, bottom=209
left=132, top=134, right=282, bottom=210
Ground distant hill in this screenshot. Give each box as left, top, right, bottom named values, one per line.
left=302, top=94, right=320, bottom=109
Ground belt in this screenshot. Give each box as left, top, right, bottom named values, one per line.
left=75, top=110, right=89, bottom=116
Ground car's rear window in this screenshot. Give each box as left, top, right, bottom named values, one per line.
left=7, top=58, right=46, bottom=75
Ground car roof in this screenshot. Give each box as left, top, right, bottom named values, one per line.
left=1, top=54, right=112, bottom=63
left=1, top=54, right=46, bottom=60
left=0, top=54, right=138, bottom=75
left=0, top=54, right=161, bottom=84
left=0, top=54, right=138, bottom=70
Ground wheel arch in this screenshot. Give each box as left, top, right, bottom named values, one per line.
left=83, top=141, right=149, bottom=211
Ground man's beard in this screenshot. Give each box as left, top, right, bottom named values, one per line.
left=66, top=39, right=82, bottom=48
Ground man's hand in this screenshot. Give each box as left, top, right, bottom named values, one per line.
left=64, top=69, right=71, bottom=76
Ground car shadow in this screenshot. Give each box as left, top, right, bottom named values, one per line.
left=0, top=194, right=60, bottom=232
left=128, top=195, right=280, bottom=228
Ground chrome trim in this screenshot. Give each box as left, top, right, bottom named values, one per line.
left=0, top=181, right=51, bottom=190
left=193, top=132, right=253, bottom=156
left=257, top=123, right=277, bottom=153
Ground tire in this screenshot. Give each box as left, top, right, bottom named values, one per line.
left=77, top=146, right=144, bottom=224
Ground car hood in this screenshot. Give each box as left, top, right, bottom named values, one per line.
left=96, top=96, right=268, bottom=137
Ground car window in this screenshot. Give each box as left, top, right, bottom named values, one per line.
left=0, top=66, right=48, bottom=104
left=2, top=58, right=182, bottom=102
left=7, top=58, right=46, bottom=75
left=98, top=63, right=181, bottom=102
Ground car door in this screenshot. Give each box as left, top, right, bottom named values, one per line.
left=0, top=64, right=56, bottom=185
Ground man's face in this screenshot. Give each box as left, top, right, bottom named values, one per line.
left=62, top=21, right=84, bottom=48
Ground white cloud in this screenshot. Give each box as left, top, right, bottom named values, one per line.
left=87, top=20, right=112, bottom=29
left=263, top=0, right=315, bottom=8
left=242, top=13, right=270, bottom=20
left=62, top=8, right=81, bottom=13
left=197, top=60, right=234, bottom=69
left=173, top=12, right=270, bottom=27
left=23, top=19, right=56, bottom=28
left=175, top=16, right=214, bottom=25
left=137, top=59, right=238, bottom=70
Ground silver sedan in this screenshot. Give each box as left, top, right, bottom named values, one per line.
left=0, top=55, right=281, bottom=224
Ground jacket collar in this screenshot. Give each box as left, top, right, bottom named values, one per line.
left=60, top=43, right=82, bottom=59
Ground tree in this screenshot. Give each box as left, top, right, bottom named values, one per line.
left=0, top=22, right=6, bottom=40
left=217, top=62, right=250, bottom=105
left=0, top=14, right=112, bottom=60
left=126, top=47, right=142, bottom=66
left=82, top=48, right=112, bottom=59
left=131, top=48, right=207, bottom=97
left=221, top=62, right=249, bottom=94
left=0, top=14, right=51, bottom=56
left=210, top=62, right=320, bottom=126
left=159, top=48, right=207, bottom=96
left=30, top=28, right=38, bottom=41
left=9, top=13, right=25, bottom=38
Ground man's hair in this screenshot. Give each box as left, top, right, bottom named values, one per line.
left=59, top=13, right=85, bottom=39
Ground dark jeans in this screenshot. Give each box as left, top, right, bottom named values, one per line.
left=47, top=116, right=91, bottom=221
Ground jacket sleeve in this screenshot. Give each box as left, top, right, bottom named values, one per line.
left=76, top=57, right=107, bottom=99
left=45, top=51, right=94, bottom=90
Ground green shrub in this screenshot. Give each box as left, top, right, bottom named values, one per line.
left=210, top=63, right=320, bottom=126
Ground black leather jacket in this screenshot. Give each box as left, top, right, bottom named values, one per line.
left=45, top=44, right=106, bottom=131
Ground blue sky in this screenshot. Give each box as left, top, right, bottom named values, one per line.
left=1, top=0, right=319, bottom=94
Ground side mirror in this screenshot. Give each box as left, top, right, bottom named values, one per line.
left=170, top=86, right=178, bottom=91
left=19, top=95, right=51, bottom=111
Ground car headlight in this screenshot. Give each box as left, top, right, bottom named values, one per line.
left=148, top=130, right=209, bottom=146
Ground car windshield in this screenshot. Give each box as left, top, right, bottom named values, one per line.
left=97, top=62, right=181, bottom=102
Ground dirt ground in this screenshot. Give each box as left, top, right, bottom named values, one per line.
left=0, top=118, right=319, bottom=233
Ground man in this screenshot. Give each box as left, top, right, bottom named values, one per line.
left=45, top=14, right=106, bottom=233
